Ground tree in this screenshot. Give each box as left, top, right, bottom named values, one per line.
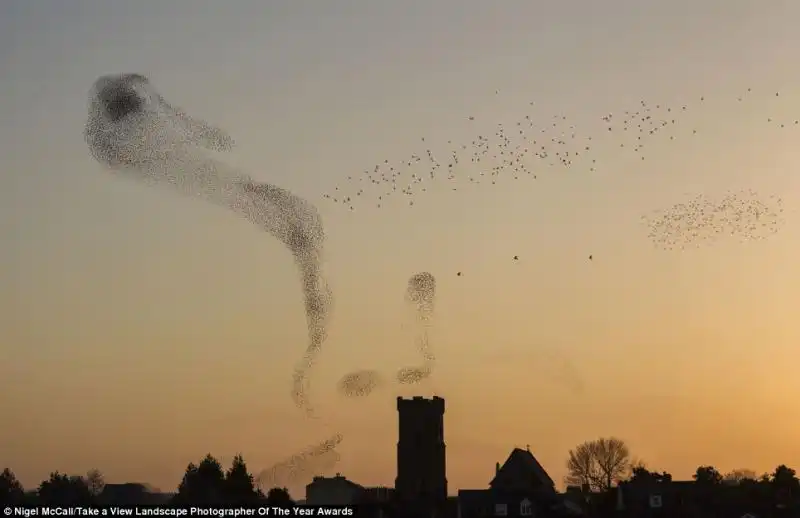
left=86, top=469, right=105, bottom=497
left=225, top=454, right=260, bottom=504
left=724, top=469, right=757, bottom=484
left=770, top=464, right=799, bottom=500
left=629, top=457, right=647, bottom=472
left=629, top=467, right=671, bottom=484
left=265, top=487, right=294, bottom=506
left=0, top=468, right=24, bottom=505
left=173, top=463, right=201, bottom=505
left=173, top=455, right=232, bottom=505
left=565, top=437, right=631, bottom=492
left=196, top=454, right=225, bottom=502
left=38, top=472, right=93, bottom=506
left=694, top=466, right=723, bottom=485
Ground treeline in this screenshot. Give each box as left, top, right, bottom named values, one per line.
left=565, top=437, right=800, bottom=495
left=0, top=454, right=292, bottom=506
left=564, top=437, right=800, bottom=515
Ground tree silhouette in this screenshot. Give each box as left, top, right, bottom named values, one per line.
left=38, top=472, right=93, bottom=506
left=225, top=454, right=260, bottom=504
left=86, top=469, right=105, bottom=497
left=724, top=469, right=757, bottom=484
left=770, top=464, right=799, bottom=504
left=265, top=487, right=294, bottom=506
left=629, top=457, right=647, bottom=472
left=0, top=468, right=24, bottom=505
left=565, top=437, right=631, bottom=492
left=694, top=466, right=723, bottom=485
left=173, top=454, right=267, bottom=505
left=197, top=455, right=226, bottom=502
left=629, top=466, right=672, bottom=484
left=173, top=462, right=201, bottom=505
left=173, top=455, right=226, bottom=505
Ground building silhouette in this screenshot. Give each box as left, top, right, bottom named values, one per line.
left=304, top=474, right=363, bottom=506
left=97, top=483, right=171, bottom=506
left=302, top=395, right=593, bottom=516
left=395, top=396, right=447, bottom=504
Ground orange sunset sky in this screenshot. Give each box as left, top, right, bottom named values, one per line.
left=2, top=0, right=800, bottom=498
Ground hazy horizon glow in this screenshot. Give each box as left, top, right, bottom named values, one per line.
left=2, top=0, right=800, bottom=497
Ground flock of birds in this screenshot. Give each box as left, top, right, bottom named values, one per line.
left=256, top=434, right=343, bottom=490
left=323, top=87, right=790, bottom=257
left=81, top=75, right=793, bottom=492
left=644, top=190, right=785, bottom=250
left=336, top=271, right=438, bottom=398
left=259, top=87, right=792, bottom=487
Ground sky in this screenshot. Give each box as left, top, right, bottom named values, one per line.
left=2, top=0, right=800, bottom=497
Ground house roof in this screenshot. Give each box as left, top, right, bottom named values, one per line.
left=306, top=474, right=363, bottom=491
left=490, top=448, right=556, bottom=489
left=99, top=483, right=170, bottom=505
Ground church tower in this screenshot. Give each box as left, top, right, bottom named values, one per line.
left=395, top=396, right=447, bottom=503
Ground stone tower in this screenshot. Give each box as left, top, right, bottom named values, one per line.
left=395, top=396, right=447, bottom=503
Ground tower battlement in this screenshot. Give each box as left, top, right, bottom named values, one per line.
left=396, top=395, right=445, bottom=413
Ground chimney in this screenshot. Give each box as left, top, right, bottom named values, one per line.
left=495, top=463, right=501, bottom=475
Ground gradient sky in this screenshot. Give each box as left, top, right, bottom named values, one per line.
left=2, top=0, right=800, bottom=497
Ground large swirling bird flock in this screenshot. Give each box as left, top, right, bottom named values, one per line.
left=83, top=75, right=792, bottom=490
left=83, top=74, right=340, bottom=487
left=84, top=74, right=332, bottom=418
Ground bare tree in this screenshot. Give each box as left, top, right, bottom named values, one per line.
left=565, top=437, right=631, bottom=492
left=724, top=469, right=757, bottom=485
left=85, top=469, right=105, bottom=496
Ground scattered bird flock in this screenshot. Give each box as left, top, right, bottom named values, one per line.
left=323, top=87, right=790, bottom=258
left=81, top=76, right=793, bottom=490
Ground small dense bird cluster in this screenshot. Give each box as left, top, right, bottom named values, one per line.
left=337, top=369, right=382, bottom=398
left=397, top=272, right=436, bottom=385
left=338, top=272, right=438, bottom=398
left=643, top=190, right=785, bottom=250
